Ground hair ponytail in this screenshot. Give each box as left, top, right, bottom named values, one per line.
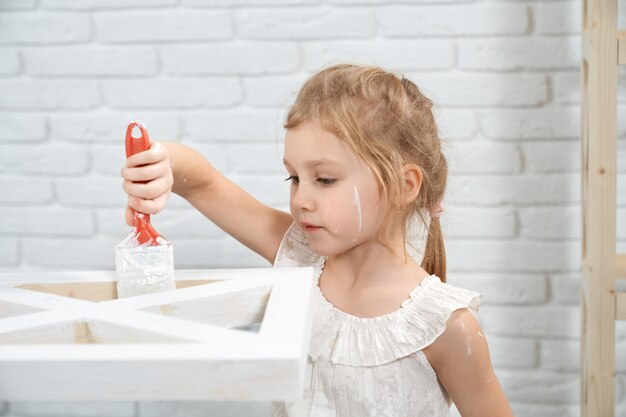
left=421, top=217, right=446, bottom=283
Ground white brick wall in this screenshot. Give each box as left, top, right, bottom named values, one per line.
left=1, top=1, right=625, bottom=416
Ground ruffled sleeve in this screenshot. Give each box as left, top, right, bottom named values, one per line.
left=309, top=274, right=482, bottom=366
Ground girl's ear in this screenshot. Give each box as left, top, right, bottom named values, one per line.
left=402, top=164, right=423, bottom=204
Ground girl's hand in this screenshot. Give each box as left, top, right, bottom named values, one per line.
left=121, top=142, right=173, bottom=226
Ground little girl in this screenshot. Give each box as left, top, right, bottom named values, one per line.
left=122, top=64, right=514, bottom=417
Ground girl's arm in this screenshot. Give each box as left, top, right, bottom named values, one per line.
left=122, top=141, right=293, bottom=264
left=422, top=309, right=515, bottom=417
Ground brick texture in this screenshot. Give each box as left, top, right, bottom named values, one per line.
left=1, top=1, right=624, bottom=416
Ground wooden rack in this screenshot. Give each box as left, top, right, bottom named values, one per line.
left=580, top=0, right=626, bottom=416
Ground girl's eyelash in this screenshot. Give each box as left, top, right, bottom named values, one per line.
left=317, top=178, right=336, bottom=186
left=283, top=176, right=336, bottom=186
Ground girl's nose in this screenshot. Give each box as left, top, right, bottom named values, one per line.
left=293, top=182, right=315, bottom=211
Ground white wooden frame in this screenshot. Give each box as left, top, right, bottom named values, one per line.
left=0, top=267, right=315, bottom=401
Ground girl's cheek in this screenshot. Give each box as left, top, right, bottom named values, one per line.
left=322, top=197, right=332, bottom=222
left=324, top=203, right=338, bottom=234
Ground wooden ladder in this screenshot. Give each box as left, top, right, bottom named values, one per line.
left=580, top=0, right=626, bottom=416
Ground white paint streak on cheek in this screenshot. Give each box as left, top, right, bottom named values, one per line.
left=353, top=185, right=362, bottom=233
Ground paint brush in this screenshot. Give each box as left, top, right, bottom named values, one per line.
left=115, top=121, right=176, bottom=298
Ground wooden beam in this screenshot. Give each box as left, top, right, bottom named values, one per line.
left=17, top=279, right=219, bottom=302
left=580, top=0, right=618, bottom=415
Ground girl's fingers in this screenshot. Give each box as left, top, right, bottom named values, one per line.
left=125, top=142, right=168, bottom=168
left=147, top=193, right=170, bottom=215
left=121, top=158, right=170, bottom=182
left=128, top=192, right=170, bottom=215
left=122, top=141, right=171, bottom=219
left=123, top=176, right=173, bottom=200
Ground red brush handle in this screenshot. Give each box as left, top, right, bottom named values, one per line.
left=125, top=121, right=162, bottom=245
left=126, top=121, right=151, bottom=159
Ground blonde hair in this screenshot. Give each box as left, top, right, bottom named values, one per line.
left=284, top=64, right=448, bottom=282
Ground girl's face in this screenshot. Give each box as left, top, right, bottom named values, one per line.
left=283, top=122, right=385, bottom=256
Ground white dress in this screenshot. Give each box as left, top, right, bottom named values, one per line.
left=272, top=223, right=482, bottom=417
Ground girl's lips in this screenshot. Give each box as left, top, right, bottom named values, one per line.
left=301, top=223, right=322, bottom=231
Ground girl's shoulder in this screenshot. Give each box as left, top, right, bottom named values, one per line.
left=413, top=274, right=482, bottom=317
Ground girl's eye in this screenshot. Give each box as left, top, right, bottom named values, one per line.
left=317, top=178, right=336, bottom=186
left=284, top=175, right=299, bottom=184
